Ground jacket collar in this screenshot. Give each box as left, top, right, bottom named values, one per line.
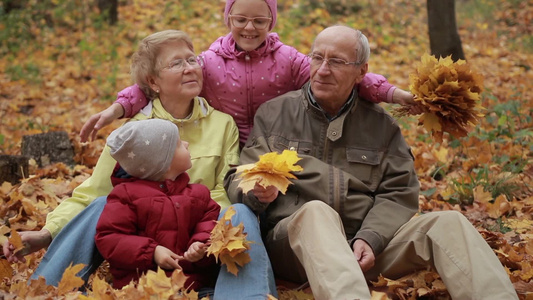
left=305, top=83, right=357, bottom=121
left=132, top=96, right=212, bottom=126
left=111, top=164, right=191, bottom=194
left=302, top=82, right=360, bottom=142
left=209, top=32, right=284, bottom=59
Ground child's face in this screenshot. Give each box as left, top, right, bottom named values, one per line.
left=229, top=0, right=271, bottom=52
left=164, top=139, right=192, bottom=180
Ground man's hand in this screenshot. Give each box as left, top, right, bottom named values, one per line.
left=80, top=103, right=125, bottom=142
left=352, top=239, right=375, bottom=272
left=154, top=245, right=181, bottom=270
left=2, top=229, right=52, bottom=263
left=183, top=242, right=207, bottom=263
left=252, top=182, right=279, bottom=203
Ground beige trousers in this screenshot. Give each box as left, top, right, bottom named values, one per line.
left=265, top=201, right=518, bottom=300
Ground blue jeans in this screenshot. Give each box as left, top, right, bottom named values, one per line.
left=214, top=204, right=278, bottom=300
left=30, top=196, right=107, bottom=286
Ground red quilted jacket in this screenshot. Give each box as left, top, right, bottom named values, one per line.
left=95, top=166, right=220, bottom=290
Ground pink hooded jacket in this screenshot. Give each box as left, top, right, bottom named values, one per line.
left=117, top=0, right=396, bottom=146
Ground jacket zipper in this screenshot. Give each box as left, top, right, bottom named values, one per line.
left=332, top=167, right=341, bottom=213
left=322, top=124, right=339, bottom=209
left=245, top=54, right=254, bottom=130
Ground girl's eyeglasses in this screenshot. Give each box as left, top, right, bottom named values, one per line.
left=228, top=14, right=272, bottom=30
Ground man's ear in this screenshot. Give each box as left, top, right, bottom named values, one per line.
left=358, top=63, right=368, bottom=79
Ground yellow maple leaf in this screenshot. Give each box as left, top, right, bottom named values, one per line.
left=170, top=268, right=189, bottom=291
left=85, top=276, right=114, bottom=300
left=370, top=291, right=389, bottom=300
left=26, top=276, right=56, bottom=297
left=8, top=229, right=24, bottom=255
left=473, top=186, right=492, bottom=204
left=420, top=112, right=441, bottom=133
left=207, top=206, right=252, bottom=276
left=431, top=147, right=448, bottom=164
left=0, top=226, right=9, bottom=247
left=9, top=281, right=30, bottom=298
left=0, top=259, right=13, bottom=280
left=236, top=150, right=303, bottom=194
left=278, top=288, right=314, bottom=300
left=525, top=239, right=533, bottom=257
left=141, top=267, right=175, bottom=298
left=505, top=218, right=533, bottom=234
left=57, top=263, right=85, bottom=295
left=370, top=274, right=389, bottom=287
left=0, top=181, right=13, bottom=195
left=220, top=251, right=252, bottom=276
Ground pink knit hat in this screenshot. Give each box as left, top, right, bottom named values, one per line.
left=224, top=0, right=277, bottom=31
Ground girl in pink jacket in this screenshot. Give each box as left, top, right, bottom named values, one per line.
left=80, top=0, right=414, bottom=146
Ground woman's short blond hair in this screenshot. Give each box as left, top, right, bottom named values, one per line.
left=130, top=30, right=194, bottom=99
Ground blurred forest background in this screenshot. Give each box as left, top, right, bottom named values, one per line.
left=0, top=0, right=531, bottom=299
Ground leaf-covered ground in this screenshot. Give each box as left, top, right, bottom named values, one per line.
left=0, top=0, right=531, bottom=299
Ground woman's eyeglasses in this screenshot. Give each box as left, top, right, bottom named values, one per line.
left=161, top=56, right=203, bottom=73
left=228, top=14, right=272, bottom=30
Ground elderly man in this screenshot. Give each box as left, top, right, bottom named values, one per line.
left=224, top=25, right=517, bottom=300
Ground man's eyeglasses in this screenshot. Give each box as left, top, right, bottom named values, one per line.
left=161, top=56, right=203, bottom=73
left=228, top=14, right=272, bottom=30
left=308, top=53, right=362, bottom=69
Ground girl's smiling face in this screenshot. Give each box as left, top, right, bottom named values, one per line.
left=229, top=0, right=272, bottom=52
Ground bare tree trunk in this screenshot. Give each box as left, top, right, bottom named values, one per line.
left=96, top=0, right=118, bottom=25
left=427, top=0, right=465, bottom=61
left=1, top=0, right=24, bottom=13
left=21, top=131, right=75, bottom=168
left=0, top=155, right=29, bottom=185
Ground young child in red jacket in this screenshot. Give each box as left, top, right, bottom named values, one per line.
left=95, top=119, right=220, bottom=297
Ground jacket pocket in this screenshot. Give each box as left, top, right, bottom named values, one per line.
left=188, top=145, right=224, bottom=187
left=270, top=136, right=312, bottom=156
left=345, top=147, right=383, bottom=188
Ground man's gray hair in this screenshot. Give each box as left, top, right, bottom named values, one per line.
left=312, top=26, right=371, bottom=65
left=354, top=30, right=370, bottom=65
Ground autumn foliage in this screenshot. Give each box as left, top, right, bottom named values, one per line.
left=0, top=0, right=532, bottom=299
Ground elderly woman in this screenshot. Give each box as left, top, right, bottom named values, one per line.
left=3, top=30, right=247, bottom=295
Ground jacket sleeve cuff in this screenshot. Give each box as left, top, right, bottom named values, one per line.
left=243, top=192, right=270, bottom=214
left=358, top=73, right=394, bottom=104
left=352, top=230, right=385, bottom=256
left=115, top=98, right=132, bottom=119
left=115, top=84, right=148, bottom=118
left=386, top=86, right=396, bottom=103
left=142, top=241, right=159, bottom=270
left=43, top=223, right=60, bottom=239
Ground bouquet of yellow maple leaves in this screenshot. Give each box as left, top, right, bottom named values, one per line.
left=395, top=53, right=485, bottom=142
left=207, top=206, right=252, bottom=276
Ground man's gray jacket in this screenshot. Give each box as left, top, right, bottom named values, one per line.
left=224, top=83, right=420, bottom=255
